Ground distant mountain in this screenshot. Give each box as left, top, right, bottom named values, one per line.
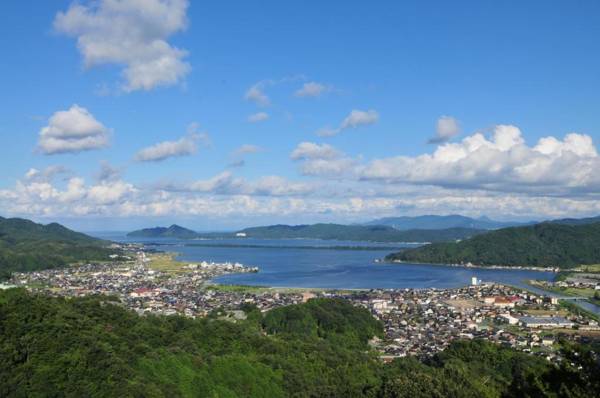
left=549, top=215, right=600, bottom=226
left=127, top=222, right=485, bottom=243
left=0, top=217, right=118, bottom=276
left=237, top=223, right=484, bottom=243
left=127, top=224, right=199, bottom=239
left=364, top=215, right=530, bottom=230
left=385, top=221, right=600, bottom=269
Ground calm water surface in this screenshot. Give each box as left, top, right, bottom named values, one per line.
left=95, top=234, right=556, bottom=291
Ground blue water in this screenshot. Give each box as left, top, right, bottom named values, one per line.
left=95, top=234, right=556, bottom=291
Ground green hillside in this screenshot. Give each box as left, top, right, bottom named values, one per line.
left=1, top=289, right=598, bottom=397
left=127, top=224, right=198, bottom=239
left=386, top=222, right=600, bottom=269
left=0, top=217, right=118, bottom=276
left=238, top=223, right=484, bottom=243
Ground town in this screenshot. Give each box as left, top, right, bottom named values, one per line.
left=8, top=250, right=600, bottom=363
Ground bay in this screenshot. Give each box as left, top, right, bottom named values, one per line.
left=95, top=234, right=556, bottom=291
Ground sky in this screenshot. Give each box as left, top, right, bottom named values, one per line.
left=1, top=0, right=600, bottom=231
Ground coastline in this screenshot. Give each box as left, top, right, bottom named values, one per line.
left=384, top=259, right=560, bottom=272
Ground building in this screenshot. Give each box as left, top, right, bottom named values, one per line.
left=519, top=316, right=574, bottom=329
left=493, top=297, right=515, bottom=308
left=499, top=313, right=519, bottom=325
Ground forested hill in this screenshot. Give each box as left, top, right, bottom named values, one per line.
left=386, top=222, right=600, bottom=269
left=0, top=217, right=117, bottom=276
left=1, top=289, right=598, bottom=397
left=237, top=224, right=484, bottom=243
left=127, top=224, right=198, bottom=239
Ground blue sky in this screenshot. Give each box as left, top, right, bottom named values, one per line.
left=1, top=1, right=600, bottom=231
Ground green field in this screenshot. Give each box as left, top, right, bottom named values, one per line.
left=146, top=253, right=188, bottom=274
left=574, top=264, right=600, bottom=273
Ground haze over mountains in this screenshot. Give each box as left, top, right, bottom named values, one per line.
left=127, top=223, right=485, bottom=243
left=363, top=215, right=533, bottom=230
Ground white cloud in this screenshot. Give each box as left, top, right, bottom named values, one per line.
left=290, top=142, right=341, bottom=160
left=135, top=130, right=208, bottom=162
left=173, top=171, right=315, bottom=197
left=428, top=116, right=461, bottom=144
left=291, top=142, right=357, bottom=178
left=340, top=109, right=379, bottom=129
left=316, top=109, right=379, bottom=136
left=54, top=0, right=191, bottom=92
left=244, top=83, right=270, bottom=106
left=5, top=171, right=600, bottom=221
left=25, top=165, right=69, bottom=182
left=361, top=125, right=600, bottom=194
left=294, top=82, right=330, bottom=98
left=88, top=180, right=137, bottom=205
left=247, top=112, right=269, bottom=123
left=300, top=158, right=357, bottom=178
left=4, top=161, right=600, bottom=222
left=38, top=105, right=110, bottom=154
left=186, top=171, right=243, bottom=193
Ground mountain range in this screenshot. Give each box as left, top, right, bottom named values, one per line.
left=363, top=214, right=532, bottom=230
left=127, top=223, right=485, bottom=243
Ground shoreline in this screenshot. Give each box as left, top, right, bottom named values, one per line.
left=384, top=259, right=560, bottom=272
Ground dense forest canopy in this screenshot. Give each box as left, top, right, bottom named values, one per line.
left=386, top=222, right=600, bottom=269
left=1, top=289, right=598, bottom=397
left=0, top=217, right=117, bottom=276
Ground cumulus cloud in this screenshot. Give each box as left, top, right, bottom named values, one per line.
left=428, top=116, right=461, bottom=144
left=290, top=142, right=341, bottom=160
left=135, top=133, right=205, bottom=162
left=247, top=112, right=269, bottom=123
left=244, top=83, right=270, bottom=106
left=25, top=165, right=69, bottom=182
left=361, top=125, right=600, bottom=194
left=0, top=173, right=137, bottom=217
left=291, top=142, right=357, bottom=177
left=162, top=171, right=316, bottom=197
left=54, top=0, right=191, bottom=92
left=294, top=82, right=330, bottom=98
left=38, top=105, right=110, bottom=154
left=316, top=109, right=379, bottom=137
left=5, top=170, right=600, bottom=221
left=340, top=109, right=379, bottom=129
left=4, top=160, right=600, bottom=222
